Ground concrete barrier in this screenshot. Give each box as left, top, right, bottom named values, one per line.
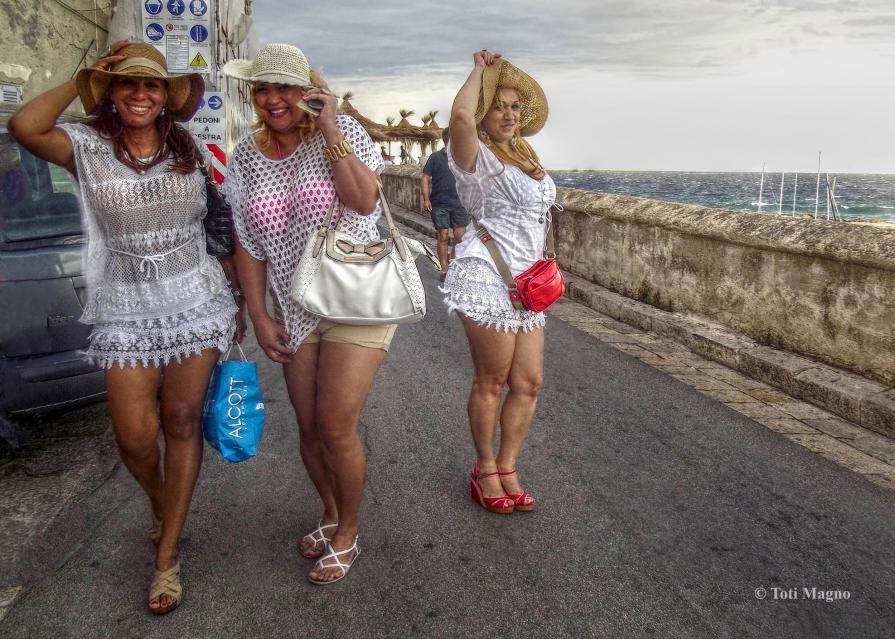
left=381, top=166, right=895, bottom=387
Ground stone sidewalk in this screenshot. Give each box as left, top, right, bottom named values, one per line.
left=392, top=205, right=895, bottom=492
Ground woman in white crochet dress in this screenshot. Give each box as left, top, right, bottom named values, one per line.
left=443, top=51, right=555, bottom=515
left=9, top=41, right=242, bottom=614
left=222, top=44, right=387, bottom=585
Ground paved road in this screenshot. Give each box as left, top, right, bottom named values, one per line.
left=2, top=261, right=894, bottom=638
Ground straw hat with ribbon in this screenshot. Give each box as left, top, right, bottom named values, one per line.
left=221, top=43, right=312, bottom=87
left=475, top=58, right=548, bottom=137
left=75, top=42, right=203, bottom=123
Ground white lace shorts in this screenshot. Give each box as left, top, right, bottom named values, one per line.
left=441, top=257, right=545, bottom=333
left=85, top=291, right=237, bottom=369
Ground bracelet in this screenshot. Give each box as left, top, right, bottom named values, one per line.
left=322, top=139, right=353, bottom=163
left=231, top=289, right=244, bottom=299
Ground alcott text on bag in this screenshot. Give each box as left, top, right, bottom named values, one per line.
left=202, top=344, right=266, bottom=463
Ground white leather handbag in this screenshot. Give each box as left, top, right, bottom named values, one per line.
left=290, top=183, right=437, bottom=325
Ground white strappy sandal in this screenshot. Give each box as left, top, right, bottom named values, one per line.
left=300, top=521, right=338, bottom=559
left=308, top=536, right=360, bottom=585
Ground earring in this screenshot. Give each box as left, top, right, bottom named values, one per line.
left=160, top=106, right=166, bottom=116
left=110, top=104, right=117, bottom=113
left=479, top=130, right=491, bottom=146
left=510, top=136, right=518, bottom=147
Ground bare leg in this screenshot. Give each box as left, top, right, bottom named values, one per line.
left=105, top=365, right=165, bottom=529
left=436, top=228, right=450, bottom=273
left=496, top=328, right=544, bottom=496
left=283, top=343, right=339, bottom=557
left=460, top=315, right=516, bottom=498
left=451, top=226, right=465, bottom=260
left=151, top=348, right=218, bottom=612
left=307, top=341, right=385, bottom=583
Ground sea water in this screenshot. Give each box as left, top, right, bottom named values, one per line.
left=551, top=171, right=895, bottom=224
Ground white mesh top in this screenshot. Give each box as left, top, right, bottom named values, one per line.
left=224, top=115, right=384, bottom=348
left=60, top=122, right=231, bottom=323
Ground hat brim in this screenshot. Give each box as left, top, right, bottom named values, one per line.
left=221, top=59, right=311, bottom=87
left=75, top=67, right=204, bottom=122
left=475, top=59, right=548, bottom=137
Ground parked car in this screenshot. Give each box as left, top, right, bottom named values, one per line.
left=0, top=108, right=105, bottom=447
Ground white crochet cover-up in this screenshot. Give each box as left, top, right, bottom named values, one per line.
left=61, top=123, right=236, bottom=368
left=443, top=141, right=557, bottom=333
left=224, top=115, right=384, bottom=348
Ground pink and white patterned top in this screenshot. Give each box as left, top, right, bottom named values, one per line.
left=225, top=115, right=383, bottom=347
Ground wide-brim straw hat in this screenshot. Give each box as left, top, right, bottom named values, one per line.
left=475, top=59, right=548, bottom=137
left=75, top=42, right=203, bottom=122
left=222, top=43, right=312, bottom=87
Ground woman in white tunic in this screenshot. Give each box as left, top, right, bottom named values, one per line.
left=222, top=44, right=386, bottom=584
left=444, top=51, right=555, bottom=514
left=9, top=41, right=241, bottom=614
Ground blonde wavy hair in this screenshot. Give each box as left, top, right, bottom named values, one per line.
left=252, top=70, right=330, bottom=150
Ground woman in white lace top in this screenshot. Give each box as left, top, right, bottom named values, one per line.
left=9, top=41, right=241, bottom=615
left=223, top=44, right=386, bottom=585
left=445, top=51, right=555, bottom=515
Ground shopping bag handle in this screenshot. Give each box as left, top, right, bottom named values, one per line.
left=222, top=342, right=248, bottom=362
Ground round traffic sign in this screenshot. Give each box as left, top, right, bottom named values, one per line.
left=207, top=95, right=223, bottom=110
left=144, top=0, right=163, bottom=16
left=145, top=23, right=164, bottom=41
left=189, top=0, right=207, bottom=17
left=167, top=0, right=185, bottom=16
left=190, top=24, right=208, bottom=43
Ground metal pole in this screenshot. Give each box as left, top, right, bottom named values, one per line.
left=791, top=173, right=798, bottom=216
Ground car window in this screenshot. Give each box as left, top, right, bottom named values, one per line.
left=0, top=130, right=82, bottom=249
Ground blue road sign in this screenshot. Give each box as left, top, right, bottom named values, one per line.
left=144, top=0, right=163, bottom=15
left=167, top=0, right=185, bottom=16
left=198, top=97, right=206, bottom=109
left=189, top=0, right=207, bottom=17
left=145, top=23, right=164, bottom=41
left=190, top=24, right=208, bottom=43
left=207, top=95, right=223, bottom=110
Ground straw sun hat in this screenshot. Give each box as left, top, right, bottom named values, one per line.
left=75, top=42, right=204, bottom=122
left=222, top=43, right=312, bottom=87
left=475, top=58, right=548, bottom=137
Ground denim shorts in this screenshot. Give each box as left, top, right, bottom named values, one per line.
left=431, top=206, right=470, bottom=230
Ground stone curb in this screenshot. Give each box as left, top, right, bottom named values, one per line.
left=388, top=205, right=895, bottom=440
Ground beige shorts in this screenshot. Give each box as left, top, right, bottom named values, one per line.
left=301, top=319, right=397, bottom=352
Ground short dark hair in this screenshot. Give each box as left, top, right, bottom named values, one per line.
left=441, top=128, right=450, bottom=144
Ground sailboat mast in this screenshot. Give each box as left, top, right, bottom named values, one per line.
left=778, top=172, right=785, bottom=215
left=758, top=162, right=766, bottom=214
left=814, top=151, right=822, bottom=219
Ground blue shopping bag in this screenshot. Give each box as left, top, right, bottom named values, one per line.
left=202, top=344, right=266, bottom=463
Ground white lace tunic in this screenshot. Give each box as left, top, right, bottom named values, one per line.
left=443, top=141, right=556, bottom=332
left=61, top=123, right=236, bottom=368
left=225, top=115, right=383, bottom=348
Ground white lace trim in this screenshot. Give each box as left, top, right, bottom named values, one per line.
left=85, top=292, right=236, bottom=369
left=441, top=257, right=545, bottom=333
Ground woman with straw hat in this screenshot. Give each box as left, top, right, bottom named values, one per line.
left=444, top=50, right=555, bottom=514
left=9, top=40, right=243, bottom=614
left=222, top=43, right=387, bottom=585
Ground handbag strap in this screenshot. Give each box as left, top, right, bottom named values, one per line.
left=314, top=182, right=408, bottom=260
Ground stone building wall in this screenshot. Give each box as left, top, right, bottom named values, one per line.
left=0, top=0, right=110, bottom=114
left=381, top=166, right=895, bottom=385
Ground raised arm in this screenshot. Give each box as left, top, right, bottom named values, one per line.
left=303, top=88, right=379, bottom=214
left=8, top=43, right=127, bottom=173
left=449, top=50, right=501, bottom=172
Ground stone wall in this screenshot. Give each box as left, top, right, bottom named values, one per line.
left=0, top=0, right=110, bottom=114
left=381, top=166, right=895, bottom=385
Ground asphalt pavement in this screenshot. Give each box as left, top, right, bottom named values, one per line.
left=1, top=257, right=893, bottom=638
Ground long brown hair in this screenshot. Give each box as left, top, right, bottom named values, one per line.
left=89, top=96, right=201, bottom=174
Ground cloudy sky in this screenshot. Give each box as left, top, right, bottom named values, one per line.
left=252, top=1, right=895, bottom=173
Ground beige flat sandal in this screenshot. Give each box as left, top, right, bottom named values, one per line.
left=149, top=560, right=182, bottom=615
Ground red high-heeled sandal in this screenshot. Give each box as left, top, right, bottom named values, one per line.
left=470, top=462, right=515, bottom=514
left=498, top=469, right=535, bottom=512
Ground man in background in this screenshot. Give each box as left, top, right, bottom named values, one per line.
left=421, top=128, right=469, bottom=278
